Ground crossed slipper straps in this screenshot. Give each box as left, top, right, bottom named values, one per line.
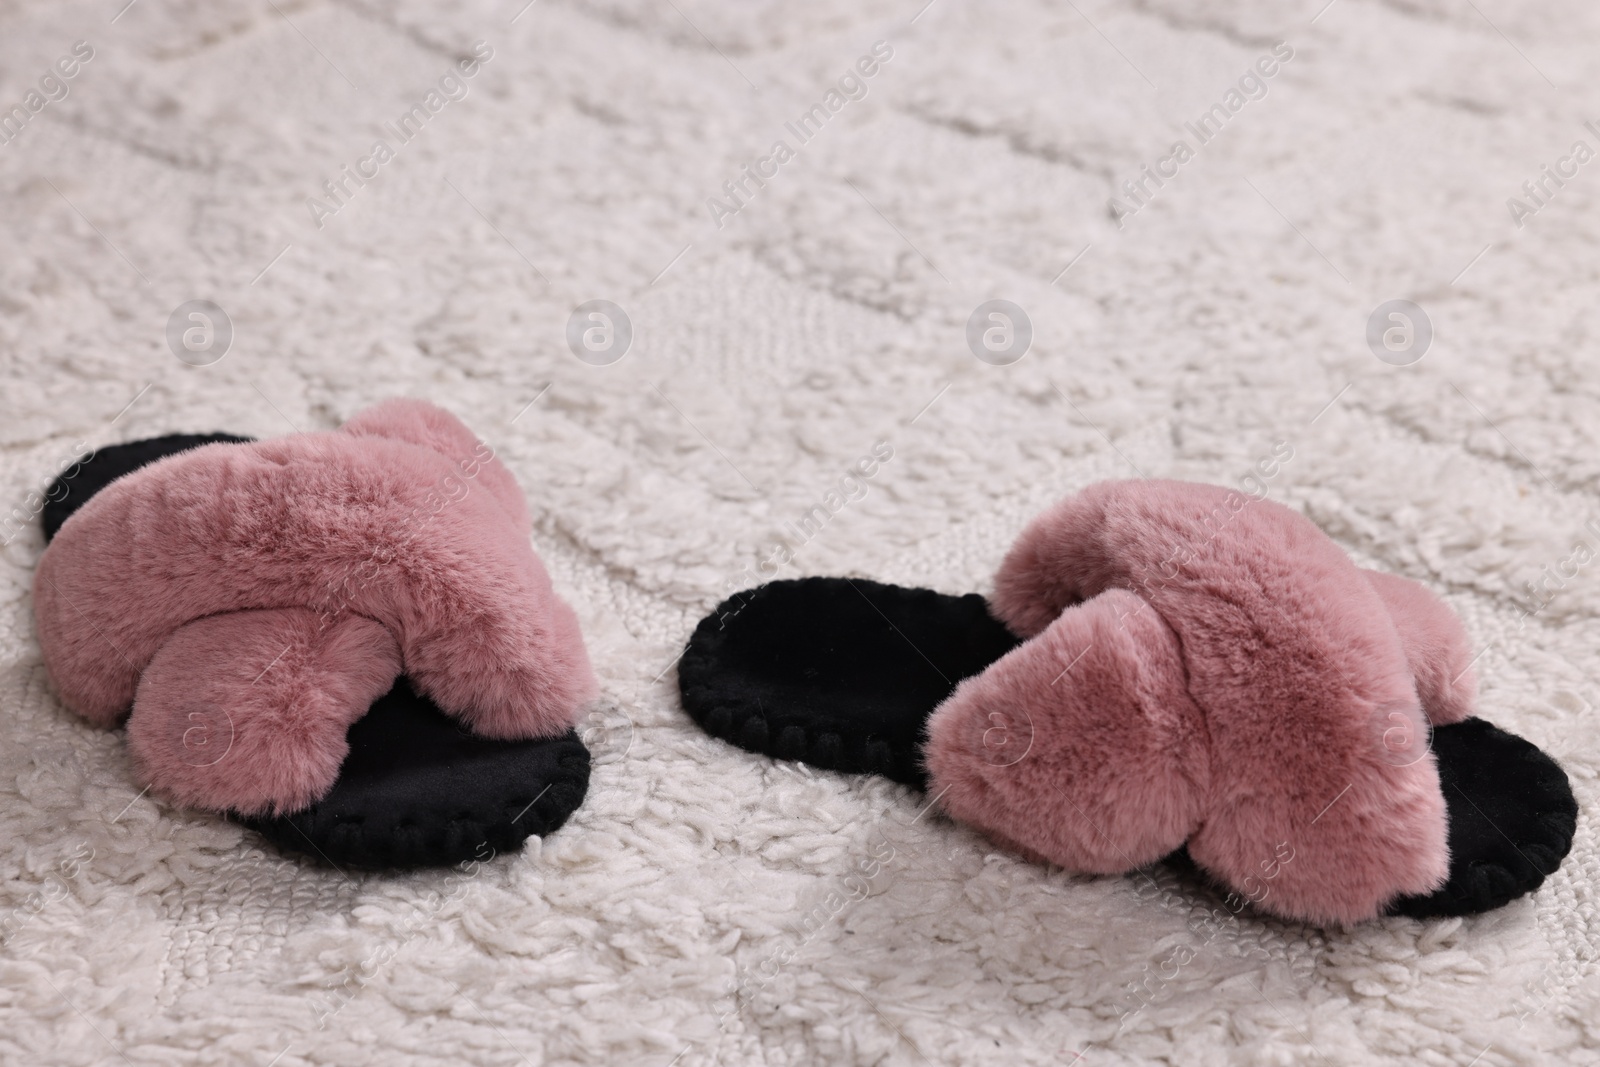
left=680, top=480, right=1578, bottom=924
left=34, top=400, right=596, bottom=869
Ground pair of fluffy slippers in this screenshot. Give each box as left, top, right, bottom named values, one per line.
left=34, top=402, right=1576, bottom=926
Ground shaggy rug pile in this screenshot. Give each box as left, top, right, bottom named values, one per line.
left=1, top=0, right=1597, bottom=1063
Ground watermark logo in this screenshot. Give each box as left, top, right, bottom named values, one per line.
left=705, top=41, right=894, bottom=229
left=727, top=439, right=895, bottom=592
left=1366, top=299, right=1431, bottom=366
left=980, top=707, right=1034, bottom=767
left=1108, top=42, right=1294, bottom=228
left=578, top=699, right=636, bottom=765
left=305, top=43, right=494, bottom=230
left=0, top=40, right=94, bottom=148
left=966, top=299, right=1032, bottom=366
left=167, top=300, right=233, bottom=366
left=1507, top=125, right=1599, bottom=230
left=566, top=300, right=632, bottom=366
left=180, top=703, right=235, bottom=768
left=1515, top=516, right=1600, bottom=623
left=1371, top=705, right=1432, bottom=768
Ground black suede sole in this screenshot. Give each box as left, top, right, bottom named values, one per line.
left=678, top=578, right=1577, bottom=919
left=43, top=433, right=591, bottom=870
left=239, top=679, right=591, bottom=870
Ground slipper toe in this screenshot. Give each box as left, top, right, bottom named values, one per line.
left=241, top=680, right=592, bottom=869
left=1388, top=717, right=1576, bottom=918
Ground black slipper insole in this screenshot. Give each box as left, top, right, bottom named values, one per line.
left=42, top=433, right=591, bottom=869
left=680, top=577, right=1022, bottom=789
left=679, top=578, right=1578, bottom=918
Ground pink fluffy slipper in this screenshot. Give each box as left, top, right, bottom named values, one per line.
left=678, top=479, right=1576, bottom=925
left=33, top=400, right=598, bottom=869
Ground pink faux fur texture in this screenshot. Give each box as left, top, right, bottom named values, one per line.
left=34, top=399, right=598, bottom=816
left=925, top=480, right=1479, bottom=925
left=128, top=609, right=402, bottom=816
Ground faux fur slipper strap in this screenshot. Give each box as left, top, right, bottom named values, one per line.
left=35, top=399, right=597, bottom=818
left=926, top=480, right=1475, bottom=925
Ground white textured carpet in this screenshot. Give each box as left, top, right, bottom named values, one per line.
left=2, top=0, right=1598, bottom=1063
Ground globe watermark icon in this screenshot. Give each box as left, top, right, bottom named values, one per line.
left=166, top=300, right=234, bottom=366
left=1366, top=300, right=1431, bottom=366
left=966, top=300, right=1033, bottom=366
left=566, top=300, right=632, bottom=366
